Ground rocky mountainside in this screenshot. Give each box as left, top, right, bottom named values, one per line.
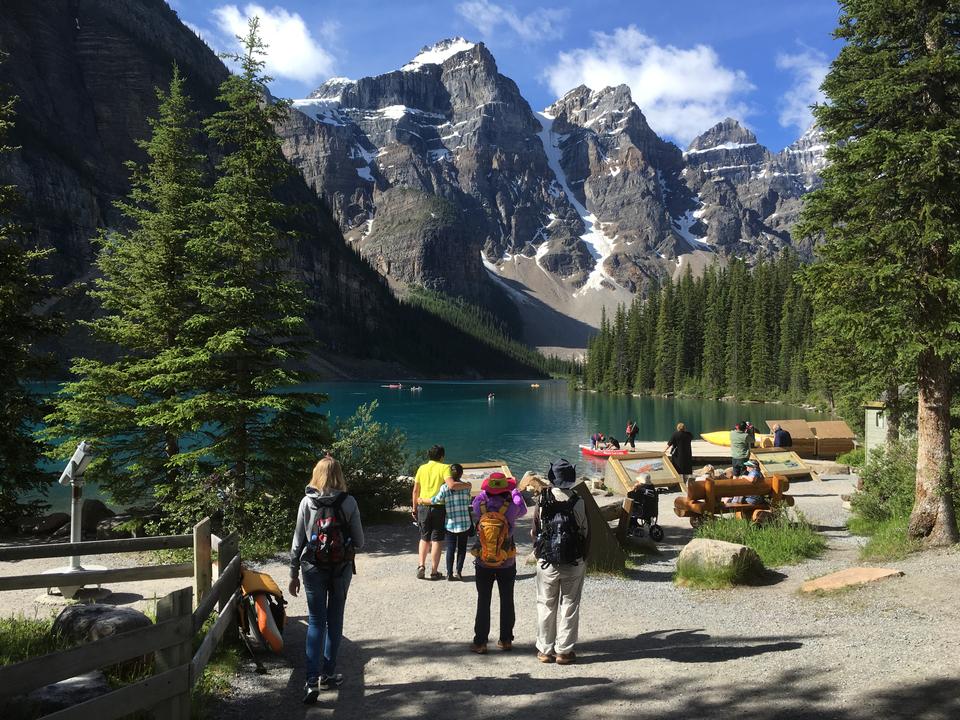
left=0, top=4, right=541, bottom=377
left=279, top=39, right=827, bottom=348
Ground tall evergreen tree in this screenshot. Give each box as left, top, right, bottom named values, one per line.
left=654, top=282, right=675, bottom=393
left=46, top=67, right=207, bottom=504
left=800, top=0, right=959, bottom=545
left=0, top=57, right=56, bottom=523
left=192, top=18, right=329, bottom=490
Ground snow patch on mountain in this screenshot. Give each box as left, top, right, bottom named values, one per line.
left=684, top=141, right=758, bottom=156
left=402, top=37, right=476, bottom=72
left=535, top=111, right=618, bottom=296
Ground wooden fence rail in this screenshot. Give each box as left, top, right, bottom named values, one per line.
left=0, top=518, right=243, bottom=720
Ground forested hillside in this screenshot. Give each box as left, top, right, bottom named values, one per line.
left=584, top=252, right=813, bottom=400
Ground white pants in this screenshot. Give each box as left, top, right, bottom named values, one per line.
left=535, top=561, right=587, bottom=655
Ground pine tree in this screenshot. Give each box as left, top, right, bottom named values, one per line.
left=799, top=0, right=959, bottom=545
left=654, top=282, right=675, bottom=394
left=0, top=58, right=57, bottom=523
left=46, top=67, right=208, bottom=504
left=191, top=18, right=329, bottom=490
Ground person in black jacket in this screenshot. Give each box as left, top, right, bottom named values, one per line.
left=665, top=422, right=694, bottom=478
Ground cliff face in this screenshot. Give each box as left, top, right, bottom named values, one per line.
left=279, top=44, right=827, bottom=346
left=0, top=3, right=540, bottom=376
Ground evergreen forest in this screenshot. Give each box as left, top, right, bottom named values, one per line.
left=583, top=252, right=814, bottom=400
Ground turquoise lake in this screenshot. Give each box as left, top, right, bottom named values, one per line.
left=40, top=380, right=826, bottom=511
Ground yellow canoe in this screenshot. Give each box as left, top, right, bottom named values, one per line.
left=701, top=430, right=774, bottom=447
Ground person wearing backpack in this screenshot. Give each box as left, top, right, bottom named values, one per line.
left=289, top=456, right=365, bottom=704
left=469, top=472, right=527, bottom=654
left=531, top=459, right=589, bottom=665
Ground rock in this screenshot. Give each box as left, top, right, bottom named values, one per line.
left=23, top=671, right=111, bottom=716
left=801, top=567, right=904, bottom=593
left=80, top=500, right=115, bottom=534
left=53, top=603, right=152, bottom=645
left=32, top=512, right=70, bottom=536
left=677, top=538, right=764, bottom=583
left=96, top=514, right=141, bottom=540
left=517, top=472, right=548, bottom=493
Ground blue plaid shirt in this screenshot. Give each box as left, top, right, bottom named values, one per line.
left=431, top=484, right=473, bottom=533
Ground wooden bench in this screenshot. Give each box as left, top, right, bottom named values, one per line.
left=673, top=475, right=793, bottom=527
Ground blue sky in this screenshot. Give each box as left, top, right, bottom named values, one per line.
left=171, top=0, right=841, bottom=150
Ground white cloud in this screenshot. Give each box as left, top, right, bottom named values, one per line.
left=212, top=4, right=335, bottom=84
left=542, top=25, right=754, bottom=144
left=456, top=0, right=568, bottom=43
left=776, top=47, right=829, bottom=132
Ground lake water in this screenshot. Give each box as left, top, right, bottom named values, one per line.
left=40, top=379, right=826, bottom=511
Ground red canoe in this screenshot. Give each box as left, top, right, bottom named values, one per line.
left=579, top=444, right=630, bottom=458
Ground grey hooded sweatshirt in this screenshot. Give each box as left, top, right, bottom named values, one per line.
left=290, top=486, right=365, bottom=579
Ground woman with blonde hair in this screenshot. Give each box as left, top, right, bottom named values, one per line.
left=289, top=456, right=364, bottom=704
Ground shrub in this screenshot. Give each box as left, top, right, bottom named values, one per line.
left=693, top=511, right=826, bottom=567
left=847, top=439, right=918, bottom=561
left=836, top=447, right=865, bottom=468
left=331, top=401, right=410, bottom=520
left=849, top=439, right=916, bottom=524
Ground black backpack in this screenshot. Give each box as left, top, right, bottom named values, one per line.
left=534, top=489, right=584, bottom=568
left=779, top=429, right=793, bottom=447
left=309, top=493, right=355, bottom=570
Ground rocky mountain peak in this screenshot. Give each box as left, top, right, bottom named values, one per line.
left=400, top=37, right=477, bottom=72
left=686, top=117, right=758, bottom=153
left=308, top=76, right=355, bottom=101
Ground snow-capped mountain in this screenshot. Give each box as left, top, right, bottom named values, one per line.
left=276, top=38, right=828, bottom=346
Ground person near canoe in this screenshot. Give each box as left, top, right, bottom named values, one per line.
left=729, top=423, right=751, bottom=476
left=604, top=436, right=621, bottom=450
left=590, top=432, right=605, bottom=449
left=625, top=420, right=639, bottom=449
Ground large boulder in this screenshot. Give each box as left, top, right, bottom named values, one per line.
left=1, top=671, right=113, bottom=720
left=80, top=500, right=115, bottom=534
left=53, top=603, right=152, bottom=645
left=677, top=538, right=764, bottom=583
left=32, top=512, right=71, bottom=536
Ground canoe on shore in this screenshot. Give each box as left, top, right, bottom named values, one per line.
left=579, top=444, right=630, bottom=458
left=701, top=430, right=774, bottom=447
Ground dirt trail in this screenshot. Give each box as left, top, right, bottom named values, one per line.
left=3, top=477, right=958, bottom=720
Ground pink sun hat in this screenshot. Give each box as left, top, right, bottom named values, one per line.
left=481, top=472, right=517, bottom=495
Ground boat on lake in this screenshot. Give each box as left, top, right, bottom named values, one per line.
left=701, top=430, right=773, bottom=446
left=579, top=444, right=629, bottom=458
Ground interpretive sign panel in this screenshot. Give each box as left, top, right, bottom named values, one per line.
left=749, top=449, right=815, bottom=479
left=605, top=452, right=681, bottom=493
left=459, top=461, right=513, bottom=497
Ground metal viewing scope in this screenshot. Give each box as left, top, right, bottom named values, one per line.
left=58, top=441, right=94, bottom=486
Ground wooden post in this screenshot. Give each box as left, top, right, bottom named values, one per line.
left=573, top=482, right=625, bottom=573
left=154, top=587, right=193, bottom=720
left=615, top=498, right=633, bottom=544
left=216, top=532, right=239, bottom=612
left=193, top=517, right=212, bottom=610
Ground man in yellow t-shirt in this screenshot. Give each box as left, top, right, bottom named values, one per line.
left=412, top=445, right=469, bottom=580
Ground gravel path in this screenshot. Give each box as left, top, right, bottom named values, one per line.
left=209, top=477, right=960, bottom=720
left=3, top=477, right=958, bottom=719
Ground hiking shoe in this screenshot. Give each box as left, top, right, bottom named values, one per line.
left=555, top=652, right=576, bottom=665
left=455, top=573, right=464, bottom=581
left=319, top=674, right=343, bottom=690
left=469, top=643, right=487, bottom=654
left=416, top=565, right=425, bottom=580
left=497, top=640, right=513, bottom=651
left=430, top=571, right=442, bottom=580
left=537, top=652, right=554, bottom=663
left=302, top=683, right=319, bottom=704
left=447, top=574, right=457, bottom=581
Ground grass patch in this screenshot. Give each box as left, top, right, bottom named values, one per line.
left=192, top=641, right=242, bottom=719
left=0, top=615, right=65, bottom=666
left=849, top=513, right=921, bottom=561
left=693, top=512, right=827, bottom=567
left=674, top=559, right=740, bottom=589
left=836, top=447, right=865, bottom=467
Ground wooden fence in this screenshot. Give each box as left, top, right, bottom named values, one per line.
left=0, top=519, right=242, bottom=720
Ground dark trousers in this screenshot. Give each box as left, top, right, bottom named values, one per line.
left=445, top=530, right=469, bottom=576
left=473, top=564, right=517, bottom=645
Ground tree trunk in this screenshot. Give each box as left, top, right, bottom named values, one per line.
left=908, top=349, right=959, bottom=545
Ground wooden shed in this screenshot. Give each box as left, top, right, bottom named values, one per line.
left=764, top=419, right=817, bottom=457
left=808, top=420, right=856, bottom=458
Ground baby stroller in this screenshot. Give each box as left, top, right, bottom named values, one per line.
left=627, top=483, right=666, bottom=542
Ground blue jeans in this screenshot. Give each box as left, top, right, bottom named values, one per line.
left=302, top=565, right=352, bottom=683
left=445, top=530, right=469, bottom=576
